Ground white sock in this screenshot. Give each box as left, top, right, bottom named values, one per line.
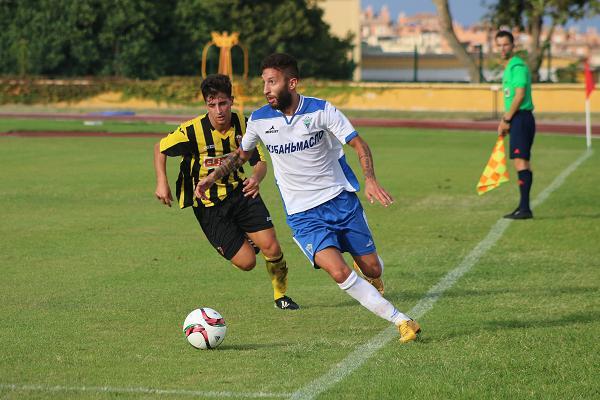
left=338, top=271, right=409, bottom=325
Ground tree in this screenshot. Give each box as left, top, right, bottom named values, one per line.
left=433, top=0, right=482, bottom=83
left=0, top=0, right=355, bottom=79
left=174, top=0, right=355, bottom=79
left=487, top=0, right=600, bottom=82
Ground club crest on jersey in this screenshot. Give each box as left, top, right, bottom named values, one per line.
left=265, top=125, right=279, bottom=134
left=303, top=116, right=312, bottom=129
left=305, top=243, right=313, bottom=255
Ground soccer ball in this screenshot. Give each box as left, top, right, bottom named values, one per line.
left=182, top=307, right=227, bottom=350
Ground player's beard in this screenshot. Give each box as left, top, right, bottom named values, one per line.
left=271, top=88, right=293, bottom=111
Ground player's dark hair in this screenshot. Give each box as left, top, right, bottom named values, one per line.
left=201, top=74, right=232, bottom=100
left=495, top=30, right=514, bottom=44
left=261, top=53, right=299, bottom=79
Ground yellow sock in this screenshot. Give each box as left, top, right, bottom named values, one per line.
left=265, top=253, right=288, bottom=300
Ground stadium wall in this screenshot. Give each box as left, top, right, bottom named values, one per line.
left=1, top=78, right=595, bottom=113
left=327, top=83, right=597, bottom=113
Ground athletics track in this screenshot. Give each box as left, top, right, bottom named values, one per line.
left=0, top=112, right=597, bottom=137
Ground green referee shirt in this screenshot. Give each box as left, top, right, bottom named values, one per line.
left=502, top=55, right=534, bottom=112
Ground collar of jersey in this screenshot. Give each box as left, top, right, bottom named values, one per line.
left=277, top=95, right=305, bottom=125
left=212, top=126, right=234, bottom=139
left=203, top=115, right=235, bottom=139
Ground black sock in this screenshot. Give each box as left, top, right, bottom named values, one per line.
left=518, top=169, right=533, bottom=211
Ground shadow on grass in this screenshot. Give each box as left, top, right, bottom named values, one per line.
left=218, top=343, right=287, bottom=351
left=425, top=310, right=599, bottom=343
left=438, top=285, right=598, bottom=299
left=483, top=310, right=600, bottom=331
left=532, top=213, right=600, bottom=221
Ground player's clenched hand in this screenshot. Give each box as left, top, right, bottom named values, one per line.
left=242, top=176, right=260, bottom=198
left=155, top=182, right=173, bottom=207
left=364, top=178, right=394, bottom=207
left=195, top=175, right=215, bottom=200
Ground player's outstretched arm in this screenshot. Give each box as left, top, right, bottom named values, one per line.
left=347, top=136, right=394, bottom=207
left=195, top=148, right=251, bottom=200
left=154, top=142, right=173, bottom=207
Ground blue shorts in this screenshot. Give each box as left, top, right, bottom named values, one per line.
left=286, top=190, right=376, bottom=267
left=509, top=110, right=536, bottom=160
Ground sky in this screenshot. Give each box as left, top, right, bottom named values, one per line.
left=363, top=0, right=600, bottom=31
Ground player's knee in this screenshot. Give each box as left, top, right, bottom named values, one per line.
left=259, top=240, right=281, bottom=259
left=232, top=259, right=256, bottom=271
left=360, top=260, right=382, bottom=279
left=330, top=266, right=352, bottom=284
left=513, top=159, right=529, bottom=171
left=231, top=249, right=256, bottom=271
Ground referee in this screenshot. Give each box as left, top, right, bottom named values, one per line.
left=496, top=30, right=535, bottom=220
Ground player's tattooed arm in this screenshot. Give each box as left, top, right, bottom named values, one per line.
left=350, top=136, right=376, bottom=180
left=194, top=148, right=249, bottom=200
left=214, top=150, right=244, bottom=180
left=347, top=135, right=394, bottom=207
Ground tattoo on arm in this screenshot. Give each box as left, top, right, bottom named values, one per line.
left=213, top=152, right=243, bottom=181
left=358, top=142, right=375, bottom=180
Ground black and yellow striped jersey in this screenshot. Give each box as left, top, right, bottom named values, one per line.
left=160, top=110, right=265, bottom=208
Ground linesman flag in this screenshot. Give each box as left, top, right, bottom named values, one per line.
left=477, top=136, right=509, bottom=195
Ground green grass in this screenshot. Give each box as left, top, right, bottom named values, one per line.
left=0, top=128, right=598, bottom=399
left=0, top=118, right=177, bottom=134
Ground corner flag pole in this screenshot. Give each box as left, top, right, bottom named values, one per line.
left=584, top=59, right=595, bottom=148
left=586, top=97, right=592, bottom=148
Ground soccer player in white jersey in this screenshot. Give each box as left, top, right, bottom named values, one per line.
left=195, top=53, right=421, bottom=343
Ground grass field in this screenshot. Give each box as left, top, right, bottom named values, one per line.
left=0, top=127, right=598, bottom=399
left=0, top=118, right=177, bottom=134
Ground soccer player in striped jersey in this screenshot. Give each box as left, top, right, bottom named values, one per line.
left=195, top=54, right=420, bottom=343
left=153, top=74, right=299, bottom=310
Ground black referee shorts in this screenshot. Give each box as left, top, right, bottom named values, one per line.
left=509, top=110, right=536, bottom=160
left=192, top=186, right=274, bottom=260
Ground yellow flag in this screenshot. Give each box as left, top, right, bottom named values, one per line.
left=477, top=136, right=509, bottom=195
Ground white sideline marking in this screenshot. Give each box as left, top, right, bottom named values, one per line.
left=290, top=149, right=593, bottom=400
left=0, top=383, right=291, bottom=398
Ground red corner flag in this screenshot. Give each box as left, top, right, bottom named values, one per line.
left=585, top=60, right=595, bottom=99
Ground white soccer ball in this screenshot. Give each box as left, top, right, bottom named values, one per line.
left=182, top=307, right=227, bottom=350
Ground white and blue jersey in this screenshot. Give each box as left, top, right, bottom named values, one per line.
left=241, top=95, right=376, bottom=264
left=241, top=95, right=360, bottom=215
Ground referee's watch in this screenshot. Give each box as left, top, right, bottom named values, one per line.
left=502, top=116, right=512, bottom=123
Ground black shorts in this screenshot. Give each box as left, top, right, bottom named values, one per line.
left=509, top=110, right=536, bottom=160
left=192, top=187, right=274, bottom=260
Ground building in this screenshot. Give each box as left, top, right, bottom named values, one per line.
left=318, top=0, right=362, bottom=81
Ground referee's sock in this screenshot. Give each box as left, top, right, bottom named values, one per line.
left=518, top=169, right=533, bottom=211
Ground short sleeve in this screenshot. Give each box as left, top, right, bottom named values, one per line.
left=324, top=102, right=358, bottom=144
left=511, top=65, right=528, bottom=88
left=241, top=116, right=260, bottom=152
left=160, top=125, right=193, bottom=157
